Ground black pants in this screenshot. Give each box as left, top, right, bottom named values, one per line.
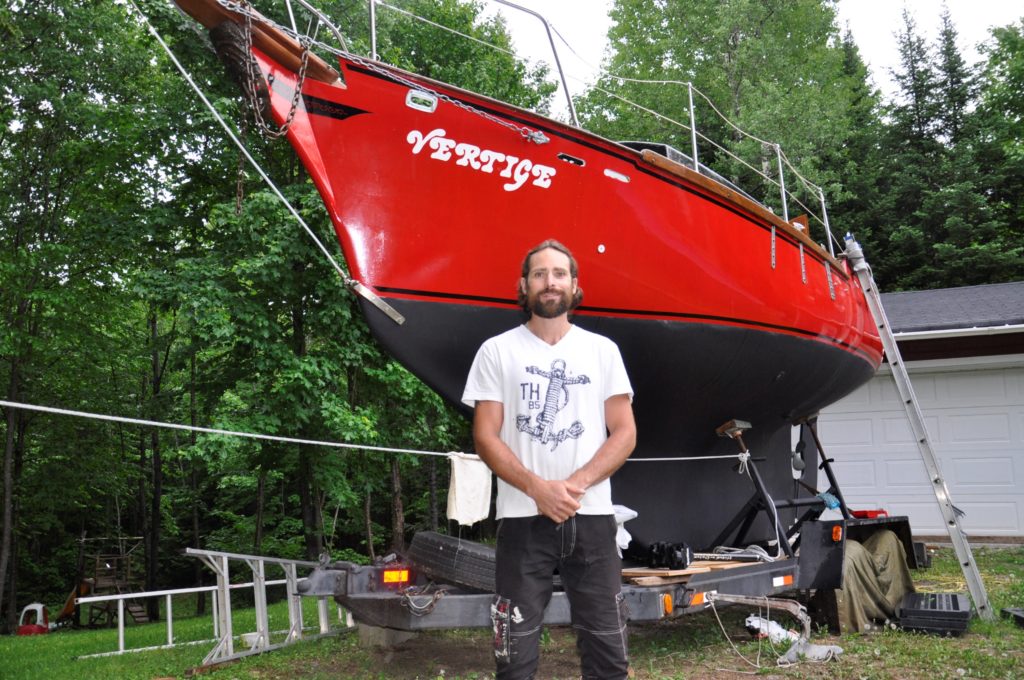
left=492, top=514, right=629, bottom=680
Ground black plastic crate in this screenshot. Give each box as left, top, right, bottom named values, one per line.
left=897, top=592, right=972, bottom=636
left=1002, top=607, right=1024, bottom=629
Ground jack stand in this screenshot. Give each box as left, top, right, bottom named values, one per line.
left=803, top=419, right=853, bottom=520
left=781, top=419, right=854, bottom=546
left=710, top=420, right=825, bottom=558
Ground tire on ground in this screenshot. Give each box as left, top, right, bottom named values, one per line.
left=406, top=531, right=496, bottom=592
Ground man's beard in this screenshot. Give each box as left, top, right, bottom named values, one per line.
left=530, top=289, right=571, bottom=318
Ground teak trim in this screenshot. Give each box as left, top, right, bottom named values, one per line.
left=175, top=0, right=343, bottom=86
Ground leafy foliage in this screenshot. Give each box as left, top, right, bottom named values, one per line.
left=579, top=0, right=870, bottom=245
left=372, top=0, right=556, bottom=110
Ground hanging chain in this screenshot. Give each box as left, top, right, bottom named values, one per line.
left=240, top=1, right=309, bottom=138
left=236, top=115, right=248, bottom=213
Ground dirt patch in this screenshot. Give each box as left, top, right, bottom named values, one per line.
left=328, top=627, right=582, bottom=679
left=299, top=623, right=806, bottom=679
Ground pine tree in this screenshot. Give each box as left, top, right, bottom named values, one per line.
left=828, top=30, right=887, bottom=273
left=934, top=7, right=974, bottom=145
left=889, top=9, right=941, bottom=149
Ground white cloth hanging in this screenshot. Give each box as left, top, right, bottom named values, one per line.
left=612, top=504, right=638, bottom=557
left=447, top=452, right=493, bottom=526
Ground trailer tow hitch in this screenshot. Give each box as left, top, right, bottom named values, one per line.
left=297, top=564, right=347, bottom=597
left=707, top=592, right=843, bottom=664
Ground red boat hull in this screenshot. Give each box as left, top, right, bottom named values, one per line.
left=238, top=40, right=882, bottom=548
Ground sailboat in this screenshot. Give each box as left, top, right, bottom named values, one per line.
left=173, top=0, right=882, bottom=550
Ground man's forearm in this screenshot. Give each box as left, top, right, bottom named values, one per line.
left=474, top=432, right=541, bottom=496
left=567, top=393, right=637, bottom=491
left=566, top=426, right=635, bottom=491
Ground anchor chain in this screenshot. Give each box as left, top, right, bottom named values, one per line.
left=216, top=0, right=548, bottom=144
left=238, top=0, right=310, bottom=138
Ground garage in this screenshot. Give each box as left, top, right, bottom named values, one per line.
left=817, top=282, right=1024, bottom=538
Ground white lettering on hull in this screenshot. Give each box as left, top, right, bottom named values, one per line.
left=406, top=128, right=556, bottom=192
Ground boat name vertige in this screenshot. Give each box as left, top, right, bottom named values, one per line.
left=406, top=128, right=556, bottom=192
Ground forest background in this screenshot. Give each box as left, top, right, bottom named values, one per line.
left=1, top=0, right=1021, bottom=632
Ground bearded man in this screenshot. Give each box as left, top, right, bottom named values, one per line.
left=462, top=239, right=636, bottom=680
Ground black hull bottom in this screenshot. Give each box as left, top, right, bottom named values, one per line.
left=361, top=298, right=875, bottom=550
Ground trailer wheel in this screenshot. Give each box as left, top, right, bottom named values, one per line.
left=406, top=531, right=496, bottom=592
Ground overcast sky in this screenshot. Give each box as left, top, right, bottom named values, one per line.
left=474, top=0, right=1022, bottom=109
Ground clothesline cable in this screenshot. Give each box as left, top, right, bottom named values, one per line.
left=0, top=400, right=449, bottom=459
left=630, top=453, right=747, bottom=463
left=0, top=399, right=745, bottom=465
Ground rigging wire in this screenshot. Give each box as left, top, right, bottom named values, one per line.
left=128, top=0, right=403, bottom=323
left=127, top=1, right=353, bottom=296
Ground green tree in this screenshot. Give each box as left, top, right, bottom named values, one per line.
left=872, top=9, right=1022, bottom=289
left=825, top=30, right=886, bottom=259
left=889, top=9, right=942, bottom=148
left=580, top=0, right=859, bottom=236
left=935, top=7, right=974, bottom=145
left=976, top=21, right=1024, bottom=225
left=0, top=0, right=183, bottom=628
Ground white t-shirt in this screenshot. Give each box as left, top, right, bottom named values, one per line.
left=462, top=324, right=634, bottom=519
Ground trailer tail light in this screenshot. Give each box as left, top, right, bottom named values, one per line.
left=382, top=567, right=410, bottom=587
left=832, top=525, right=843, bottom=542
left=689, top=590, right=715, bottom=607
left=772, top=574, right=794, bottom=588
left=661, top=594, right=674, bottom=616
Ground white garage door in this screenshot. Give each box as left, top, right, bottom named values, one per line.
left=818, top=356, right=1024, bottom=537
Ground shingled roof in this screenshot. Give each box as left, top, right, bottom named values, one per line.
left=881, top=281, right=1024, bottom=334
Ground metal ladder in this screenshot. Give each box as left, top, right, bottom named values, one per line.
left=845, top=236, right=994, bottom=621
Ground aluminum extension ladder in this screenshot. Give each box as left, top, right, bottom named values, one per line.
left=845, top=236, right=994, bottom=621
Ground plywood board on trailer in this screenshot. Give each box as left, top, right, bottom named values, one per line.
left=628, top=573, right=706, bottom=586
left=621, top=560, right=749, bottom=578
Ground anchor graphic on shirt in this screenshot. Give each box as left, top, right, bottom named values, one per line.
left=516, top=359, right=589, bottom=450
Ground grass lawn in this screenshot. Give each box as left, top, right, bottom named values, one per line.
left=1, top=545, right=1021, bottom=679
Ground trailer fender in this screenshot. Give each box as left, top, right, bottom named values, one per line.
left=797, top=519, right=845, bottom=591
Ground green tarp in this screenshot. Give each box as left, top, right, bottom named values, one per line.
left=818, top=529, right=916, bottom=632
